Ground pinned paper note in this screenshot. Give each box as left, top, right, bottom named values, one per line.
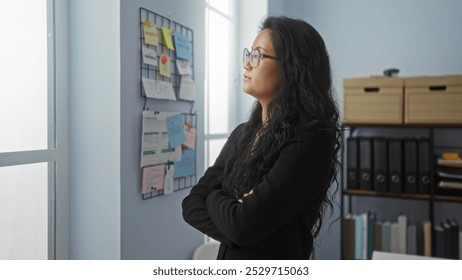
left=142, top=165, right=165, bottom=194
left=166, top=114, right=185, bottom=148
left=142, top=78, right=176, bottom=100
left=179, top=75, right=195, bottom=101
left=161, top=27, right=175, bottom=50
left=173, top=31, right=192, bottom=61
left=176, top=60, right=193, bottom=76
left=143, top=21, right=158, bottom=46
left=164, top=164, right=174, bottom=195
left=183, top=124, right=196, bottom=149
left=142, top=47, right=157, bottom=66
left=174, top=149, right=196, bottom=178
left=141, top=112, right=186, bottom=167
left=159, top=54, right=171, bottom=78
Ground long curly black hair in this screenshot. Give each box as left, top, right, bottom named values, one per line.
left=219, top=16, right=341, bottom=238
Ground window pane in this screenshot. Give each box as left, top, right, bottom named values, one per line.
left=0, top=163, right=48, bottom=260
left=208, top=138, right=227, bottom=168
left=208, top=0, right=231, bottom=15
left=0, top=0, right=48, bottom=153
left=208, top=11, right=231, bottom=134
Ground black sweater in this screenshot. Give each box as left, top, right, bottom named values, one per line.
left=182, top=123, right=332, bottom=259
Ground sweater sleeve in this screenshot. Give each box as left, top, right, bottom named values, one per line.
left=205, top=129, right=331, bottom=246
left=181, top=124, right=244, bottom=246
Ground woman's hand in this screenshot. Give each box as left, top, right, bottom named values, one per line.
left=238, top=189, right=254, bottom=203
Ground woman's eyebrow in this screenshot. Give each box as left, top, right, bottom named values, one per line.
left=252, top=46, right=268, bottom=51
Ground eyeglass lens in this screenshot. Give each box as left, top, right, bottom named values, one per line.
left=243, top=48, right=260, bottom=67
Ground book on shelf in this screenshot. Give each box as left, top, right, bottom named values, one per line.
left=398, top=214, right=407, bottom=254
left=434, top=224, right=445, bottom=258
left=407, top=224, right=417, bottom=255
left=390, top=222, right=399, bottom=253
left=460, top=231, right=462, bottom=260
left=342, top=214, right=355, bottom=260
left=437, top=180, right=462, bottom=190
left=374, top=221, right=382, bottom=252
left=433, top=219, right=460, bottom=259
left=354, top=215, right=363, bottom=260
left=447, top=219, right=459, bottom=259
left=349, top=212, right=376, bottom=260
left=437, top=159, right=462, bottom=168
left=423, top=221, right=432, bottom=257
left=366, top=213, right=375, bottom=259
left=381, top=221, right=391, bottom=252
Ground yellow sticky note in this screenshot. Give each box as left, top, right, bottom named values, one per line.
left=161, top=27, right=175, bottom=50
left=143, top=21, right=158, bottom=46
left=159, top=54, right=171, bottom=78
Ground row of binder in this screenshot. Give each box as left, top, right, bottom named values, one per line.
left=347, top=137, right=431, bottom=194
left=343, top=213, right=461, bottom=260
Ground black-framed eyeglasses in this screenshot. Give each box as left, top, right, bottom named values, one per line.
left=243, top=48, right=279, bottom=68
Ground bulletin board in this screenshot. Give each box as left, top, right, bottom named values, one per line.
left=139, top=7, right=195, bottom=104
left=139, top=8, right=197, bottom=200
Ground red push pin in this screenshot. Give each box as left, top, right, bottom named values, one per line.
left=161, top=55, right=168, bottom=64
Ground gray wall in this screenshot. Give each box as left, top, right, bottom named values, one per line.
left=69, top=0, right=121, bottom=259
left=120, top=0, right=206, bottom=259
left=70, top=0, right=205, bottom=260
left=268, top=0, right=462, bottom=259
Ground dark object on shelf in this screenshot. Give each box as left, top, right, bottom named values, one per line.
left=359, top=138, right=373, bottom=190
left=347, top=137, right=359, bottom=189
left=388, top=138, right=403, bottom=193
left=418, top=138, right=431, bottom=194
left=373, top=137, right=388, bottom=193
left=404, top=138, right=418, bottom=194
left=383, top=68, right=400, bottom=77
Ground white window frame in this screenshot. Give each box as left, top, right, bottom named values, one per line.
left=0, top=0, right=69, bottom=259
left=204, top=0, right=238, bottom=169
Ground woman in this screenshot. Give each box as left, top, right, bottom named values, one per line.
left=182, top=16, right=340, bottom=259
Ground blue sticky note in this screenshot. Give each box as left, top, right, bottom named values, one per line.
left=166, top=114, right=185, bottom=148
left=173, top=31, right=192, bottom=61
left=174, top=149, right=196, bottom=178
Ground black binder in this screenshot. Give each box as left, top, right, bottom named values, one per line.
left=418, top=138, right=431, bottom=194
left=373, top=137, right=388, bottom=193
left=347, top=137, right=359, bottom=189
left=448, top=219, right=459, bottom=259
left=359, top=137, right=373, bottom=190
left=388, top=138, right=403, bottom=193
left=404, top=138, right=418, bottom=194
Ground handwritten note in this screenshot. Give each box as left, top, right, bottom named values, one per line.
left=166, top=114, right=185, bottom=148
left=142, top=78, right=176, bottom=100
left=142, top=165, right=165, bottom=194
left=183, top=124, right=196, bottom=149
left=179, top=75, right=195, bottom=101
left=173, top=31, right=192, bottom=61
left=159, top=54, right=171, bottom=78
left=142, top=47, right=157, bottom=66
left=143, top=21, right=158, bottom=46
left=164, top=164, right=174, bottom=195
left=176, top=60, right=192, bottom=76
left=161, top=27, right=175, bottom=50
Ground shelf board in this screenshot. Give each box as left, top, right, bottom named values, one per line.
left=343, top=189, right=431, bottom=200
left=434, top=194, right=462, bottom=203
left=342, top=122, right=462, bottom=128
left=344, top=189, right=462, bottom=202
